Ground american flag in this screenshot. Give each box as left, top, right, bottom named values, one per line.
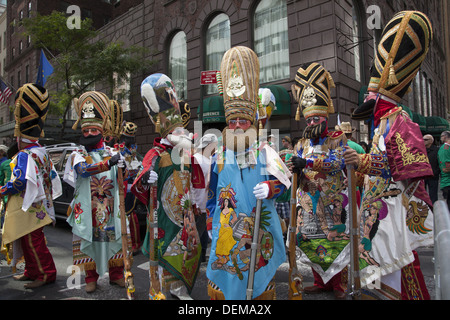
left=0, top=78, right=12, bottom=104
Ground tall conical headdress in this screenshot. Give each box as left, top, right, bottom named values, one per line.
left=292, top=62, right=335, bottom=120
left=352, top=11, right=432, bottom=120
left=72, top=91, right=111, bottom=133
left=14, top=83, right=49, bottom=140
left=217, top=46, right=260, bottom=124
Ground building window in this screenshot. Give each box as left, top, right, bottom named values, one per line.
left=253, top=0, right=289, bottom=83
left=205, top=13, right=230, bottom=95
left=352, top=1, right=364, bottom=82
left=168, top=31, right=187, bottom=100
left=421, top=72, right=428, bottom=116
left=25, top=65, right=29, bottom=83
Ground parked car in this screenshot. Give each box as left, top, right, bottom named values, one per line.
left=45, top=143, right=147, bottom=238
left=45, top=142, right=80, bottom=221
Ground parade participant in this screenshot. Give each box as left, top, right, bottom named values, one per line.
left=289, top=62, right=353, bottom=299
left=119, top=121, right=143, bottom=254
left=423, top=134, right=439, bottom=204
left=64, top=91, right=126, bottom=293
left=0, top=83, right=61, bottom=289
left=132, top=73, right=204, bottom=299
left=0, top=144, right=12, bottom=228
left=193, top=133, right=218, bottom=262
left=347, top=11, right=434, bottom=300
left=438, top=131, right=450, bottom=208
left=205, top=46, right=291, bottom=300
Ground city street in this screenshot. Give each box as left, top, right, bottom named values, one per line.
left=0, top=218, right=436, bottom=302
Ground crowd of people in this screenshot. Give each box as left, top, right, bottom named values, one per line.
left=0, top=9, right=446, bottom=301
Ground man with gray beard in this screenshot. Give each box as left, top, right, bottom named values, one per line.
left=205, top=46, right=291, bottom=300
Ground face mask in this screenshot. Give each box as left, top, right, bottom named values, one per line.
left=303, top=121, right=327, bottom=139
left=79, top=133, right=103, bottom=148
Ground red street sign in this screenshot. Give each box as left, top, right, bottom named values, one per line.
left=200, top=70, right=218, bottom=85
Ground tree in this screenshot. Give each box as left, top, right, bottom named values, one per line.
left=21, top=11, right=153, bottom=138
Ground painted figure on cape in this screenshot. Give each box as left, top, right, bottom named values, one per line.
left=131, top=73, right=204, bottom=299
left=345, top=10, right=434, bottom=300
left=289, top=62, right=352, bottom=300
left=64, top=91, right=127, bottom=293
left=0, top=83, right=62, bottom=288
left=205, top=46, right=291, bottom=300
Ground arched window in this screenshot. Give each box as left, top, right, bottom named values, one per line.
left=421, top=72, right=428, bottom=116
left=169, top=31, right=187, bottom=100
left=205, top=13, right=230, bottom=95
left=352, top=0, right=364, bottom=82
left=253, top=0, right=289, bottom=83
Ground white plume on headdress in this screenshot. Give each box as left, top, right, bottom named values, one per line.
left=141, top=83, right=160, bottom=114
left=259, top=88, right=272, bottom=106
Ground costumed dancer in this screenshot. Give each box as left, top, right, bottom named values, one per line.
left=131, top=73, right=204, bottom=300
left=205, top=46, right=291, bottom=300
left=345, top=10, right=434, bottom=300
left=0, top=83, right=62, bottom=288
left=119, top=121, right=144, bottom=254
left=64, top=91, right=127, bottom=293
left=289, top=62, right=355, bottom=299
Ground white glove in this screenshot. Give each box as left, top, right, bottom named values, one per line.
left=253, top=182, right=269, bottom=200
left=147, top=170, right=158, bottom=184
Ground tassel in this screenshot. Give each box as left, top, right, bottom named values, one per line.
left=388, top=64, right=398, bottom=86
left=155, top=114, right=161, bottom=133
left=328, top=72, right=335, bottom=88
left=259, top=120, right=263, bottom=136
left=295, top=106, right=301, bottom=121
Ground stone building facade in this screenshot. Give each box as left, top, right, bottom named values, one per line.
left=92, top=0, right=448, bottom=153
left=3, top=0, right=448, bottom=153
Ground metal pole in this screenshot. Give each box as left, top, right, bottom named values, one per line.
left=346, top=165, right=361, bottom=300
left=246, top=199, right=263, bottom=300
left=434, top=200, right=450, bottom=300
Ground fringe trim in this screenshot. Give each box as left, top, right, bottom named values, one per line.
left=207, top=281, right=276, bottom=300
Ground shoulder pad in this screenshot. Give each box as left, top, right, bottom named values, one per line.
left=329, top=130, right=345, bottom=139
left=380, top=106, right=402, bottom=119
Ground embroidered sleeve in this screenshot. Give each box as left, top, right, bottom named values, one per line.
left=261, top=178, right=287, bottom=199
left=74, top=159, right=111, bottom=178
left=356, top=153, right=390, bottom=178
left=0, top=152, right=28, bottom=195
left=304, top=148, right=346, bottom=174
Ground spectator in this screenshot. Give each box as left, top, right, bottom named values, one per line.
left=281, top=136, right=292, bottom=150
left=358, top=141, right=369, bottom=153
left=438, top=131, right=450, bottom=208
left=335, top=122, right=365, bottom=154
left=423, top=134, right=439, bottom=204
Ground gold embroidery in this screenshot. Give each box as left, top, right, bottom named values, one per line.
left=395, top=132, right=429, bottom=166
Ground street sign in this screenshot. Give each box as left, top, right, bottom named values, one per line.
left=200, top=70, right=218, bottom=85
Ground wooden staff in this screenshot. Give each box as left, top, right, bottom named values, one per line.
left=116, top=143, right=135, bottom=300
left=246, top=198, right=263, bottom=300
left=346, top=165, right=361, bottom=300
left=148, top=181, right=163, bottom=299
left=108, top=100, right=135, bottom=299
left=288, top=172, right=303, bottom=300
